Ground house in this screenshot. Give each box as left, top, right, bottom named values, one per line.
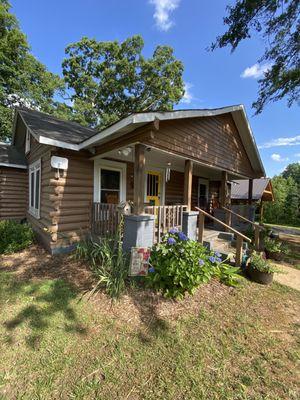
left=0, top=105, right=265, bottom=254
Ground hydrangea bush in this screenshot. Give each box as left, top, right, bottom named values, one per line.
left=146, top=228, right=241, bottom=299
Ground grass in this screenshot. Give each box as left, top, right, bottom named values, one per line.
left=0, top=268, right=299, bottom=399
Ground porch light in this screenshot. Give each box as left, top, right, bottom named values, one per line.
left=118, top=147, right=132, bottom=157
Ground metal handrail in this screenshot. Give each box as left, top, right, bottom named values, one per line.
left=195, top=207, right=251, bottom=242
left=221, top=206, right=265, bottom=230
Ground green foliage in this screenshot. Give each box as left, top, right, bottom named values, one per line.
left=263, top=174, right=300, bottom=226
left=146, top=230, right=241, bottom=299
left=62, top=35, right=184, bottom=129
left=282, top=162, right=300, bottom=186
left=75, top=234, right=128, bottom=300
left=264, top=237, right=288, bottom=254
left=0, top=220, right=34, bottom=254
left=211, top=0, right=300, bottom=113
left=249, top=251, right=278, bottom=274
left=0, top=0, right=68, bottom=141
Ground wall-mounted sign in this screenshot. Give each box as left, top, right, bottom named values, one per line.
left=51, top=156, right=68, bottom=170
left=129, top=247, right=151, bottom=276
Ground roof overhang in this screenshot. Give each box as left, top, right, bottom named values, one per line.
left=14, top=105, right=266, bottom=177
left=0, top=163, right=27, bottom=169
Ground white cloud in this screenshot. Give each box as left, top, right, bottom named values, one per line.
left=241, top=63, right=272, bottom=79
left=181, top=82, right=194, bottom=104
left=149, top=0, right=180, bottom=31
left=295, top=153, right=300, bottom=157
left=258, top=135, right=300, bottom=149
left=271, top=153, right=289, bottom=162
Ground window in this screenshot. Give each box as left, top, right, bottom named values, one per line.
left=100, top=168, right=120, bottom=204
left=29, top=159, right=41, bottom=218
left=25, top=129, right=31, bottom=154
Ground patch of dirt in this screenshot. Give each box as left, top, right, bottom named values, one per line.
left=0, top=245, right=94, bottom=291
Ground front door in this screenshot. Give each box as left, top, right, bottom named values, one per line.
left=146, top=171, right=161, bottom=206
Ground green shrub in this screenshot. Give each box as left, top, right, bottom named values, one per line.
left=0, top=220, right=34, bottom=254
left=249, top=251, right=278, bottom=274
left=264, top=237, right=288, bottom=254
left=76, top=234, right=129, bottom=300
left=146, top=229, right=241, bottom=299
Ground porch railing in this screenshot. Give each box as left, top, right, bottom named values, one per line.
left=91, top=202, right=121, bottom=237
left=144, top=205, right=188, bottom=243
left=195, top=206, right=251, bottom=267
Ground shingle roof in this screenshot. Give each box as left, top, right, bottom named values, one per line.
left=231, top=178, right=271, bottom=200
left=0, top=144, right=27, bottom=168
left=18, top=108, right=96, bottom=145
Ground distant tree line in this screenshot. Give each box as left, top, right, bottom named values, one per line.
left=264, top=163, right=300, bottom=227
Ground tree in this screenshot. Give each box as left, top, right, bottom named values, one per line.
left=282, top=162, right=300, bottom=186
left=211, top=0, right=300, bottom=113
left=284, top=177, right=300, bottom=224
left=0, top=0, right=66, bottom=141
left=62, top=35, right=184, bottom=129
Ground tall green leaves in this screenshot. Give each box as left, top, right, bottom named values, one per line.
left=62, top=35, right=184, bottom=129
left=212, top=0, right=300, bottom=113
left=0, top=0, right=66, bottom=141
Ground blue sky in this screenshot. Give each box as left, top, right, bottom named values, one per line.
left=10, top=0, right=300, bottom=177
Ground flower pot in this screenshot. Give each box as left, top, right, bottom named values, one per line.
left=246, top=264, right=273, bottom=285
left=265, top=249, right=283, bottom=261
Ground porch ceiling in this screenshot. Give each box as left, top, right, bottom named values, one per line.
left=97, top=146, right=245, bottom=181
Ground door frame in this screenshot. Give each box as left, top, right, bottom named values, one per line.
left=144, top=166, right=166, bottom=206
left=198, top=178, right=209, bottom=208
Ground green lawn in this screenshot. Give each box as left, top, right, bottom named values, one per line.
left=0, top=266, right=299, bottom=399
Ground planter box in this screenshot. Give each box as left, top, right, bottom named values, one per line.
left=246, top=264, right=273, bottom=285
left=265, top=249, right=283, bottom=261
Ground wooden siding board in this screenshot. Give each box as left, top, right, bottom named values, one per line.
left=0, top=167, right=27, bottom=220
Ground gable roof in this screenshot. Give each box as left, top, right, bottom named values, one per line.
left=0, top=143, right=27, bottom=169
left=231, top=178, right=273, bottom=201
left=13, top=105, right=265, bottom=176
left=16, top=107, right=96, bottom=148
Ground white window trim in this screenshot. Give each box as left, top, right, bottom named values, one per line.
left=93, top=158, right=127, bottom=203
left=25, top=129, right=31, bottom=154
left=29, top=159, right=41, bottom=219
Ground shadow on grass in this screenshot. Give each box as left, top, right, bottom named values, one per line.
left=127, top=284, right=171, bottom=344
left=1, top=274, right=87, bottom=348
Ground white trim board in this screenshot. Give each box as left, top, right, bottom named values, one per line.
left=0, top=163, right=27, bottom=169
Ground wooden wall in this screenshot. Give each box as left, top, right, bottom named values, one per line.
left=142, top=114, right=257, bottom=178
left=0, top=167, right=27, bottom=220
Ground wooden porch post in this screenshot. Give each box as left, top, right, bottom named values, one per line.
left=184, top=160, right=193, bottom=211
left=220, top=171, right=231, bottom=228
left=134, top=144, right=146, bottom=215
left=248, top=179, right=253, bottom=204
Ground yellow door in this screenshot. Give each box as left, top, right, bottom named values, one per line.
left=146, top=171, right=161, bottom=206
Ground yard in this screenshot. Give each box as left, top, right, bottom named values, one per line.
left=0, top=246, right=299, bottom=400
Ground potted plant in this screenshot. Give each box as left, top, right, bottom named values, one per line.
left=263, top=237, right=287, bottom=261
left=246, top=251, right=277, bottom=285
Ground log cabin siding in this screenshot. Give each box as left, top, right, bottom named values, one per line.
left=142, top=114, right=256, bottom=178
left=165, top=170, right=198, bottom=209
left=0, top=167, right=27, bottom=220
left=26, top=137, right=55, bottom=251
left=49, top=149, right=93, bottom=250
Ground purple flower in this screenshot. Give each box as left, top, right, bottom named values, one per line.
left=216, top=257, right=222, bottom=263
left=215, top=252, right=222, bottom=258
left=169, top=227, right=178, bottom=234
left=178, top=231, right=188, bottom=241
left=208, top=256, right=216, bottom=263
left=167, top=237, right=176, bottom=245
left=148, top=266, right=155, bottom=273
left=198, top=259, right=205, bottom=266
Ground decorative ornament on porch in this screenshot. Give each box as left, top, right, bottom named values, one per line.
left=118, top=147, right=132, bottom=157
left=166, top=162, right=171, bottom=182
left=129, top=247, right=151, bottom=276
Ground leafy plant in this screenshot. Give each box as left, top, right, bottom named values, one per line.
left=146, top=229, right=241, bottom=299
left=75, top=219, right=128, bottom=299
left=0, top=220, right=34, bottom=254
left=249, top=251, right=278, bottom=274
left=264, top=237, right=288, bottom=254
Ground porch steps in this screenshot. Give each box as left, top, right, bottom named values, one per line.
left=202, top=228, right=243, bottom=263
